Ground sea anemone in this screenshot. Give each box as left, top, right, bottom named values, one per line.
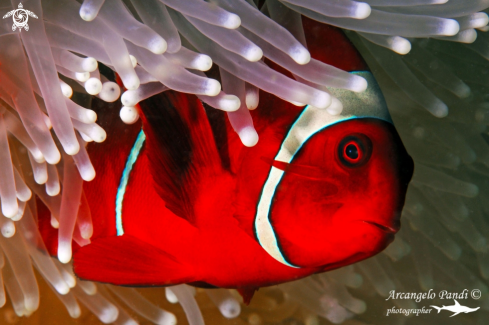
left=0, top=0, right=488, bottom=324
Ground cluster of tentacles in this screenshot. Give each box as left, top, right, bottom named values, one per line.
left=0, top=0, right=488, bottom=324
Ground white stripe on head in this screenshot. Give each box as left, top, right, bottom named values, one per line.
left=254, top=72, right=392, bottom=268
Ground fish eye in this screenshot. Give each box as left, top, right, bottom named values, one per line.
left=338, top=134, right=372, bottom=167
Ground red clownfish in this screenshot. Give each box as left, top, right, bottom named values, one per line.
left=40, top=18, right=414, bottom=302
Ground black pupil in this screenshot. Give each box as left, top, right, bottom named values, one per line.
left=345, top=144, right=359, bottom=160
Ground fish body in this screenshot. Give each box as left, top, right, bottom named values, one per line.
left=73, top=75, right=413, bottom=290
left=40, top=19, right=414, bottom=294
left=430, top=299, right=480, bottom=317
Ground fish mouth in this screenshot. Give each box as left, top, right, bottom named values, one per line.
left=362, top=220, right=399, bottom=234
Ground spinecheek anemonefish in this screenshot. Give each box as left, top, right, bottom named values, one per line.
left=39, top=17, right=414, bottom=303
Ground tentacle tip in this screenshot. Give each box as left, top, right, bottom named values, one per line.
left=165, top=288, right=178, bottom=303
left=64, top=142, right=81, bottom=156
left=121, top=91, right=138, bottom=107
left=312, top=91, right=332, bottom=109
left=79, top=13, right=95, bottom=22
left=47, top=185, right=61, bottom=197
left=124, top=76, right=140, bottom=91
left=20, top=190, right=33, bottom=202
left=75, top=72, right=90, bottom=82
left=123, top=320, right=138, bottom=325
left=468, top=184, right=479, bottom=197
left=392, top=37, right=411, bottom=55
left=79, top=7, right=97, bottom=22
left=99, top=306, right=119, bottom=324
left=129, top=55, right=138, bottom=68
left=351, top=76, right=368, bottom=93
left=149, top=37, right=168, bottom=55
left=70, top=306, right=82, bottom=319
left=461, top=29, right=478, bottom=43
left=291, top=47, right=311, bottom=65
left=82, top=58, right=98, bottom=72
left=86, top=110, right=98, bottom=123
left=326, top=97, right=343, bottom=116
left=51, top=216, right=60, bottom=228
left=55, top=283, right=70, bottom=295
left=93, top=130, right=107, bottom=143
left=220, top=299, right=241, bottom=319
left=81, top=169, right=96, bottom=182
left=44, top=115, right=53, bottom=130
left=60, top=83, right=73, bottom=98
left=85, top=78, right=103, bottom=95
left=99, top=82, right=121, bottom=102
left=81, top=229, right=94, bottom=240
left=1, top=215, right=17, bottom=230
left=433, top=103, right=449, bottom=118
left=1, top=221, right=16, bottom=238
left=442, top=20, right=460, bottom=36
left=455, top=83, right=471, bottom=98
left=220, top=94, right=241, bottom=111
left=24, top=298, right=39, bottom=313
left=205, top=79, right=221, bottom=97
left=157, top=312, right=177, bottom=325
left=10, top=211, right=23, bottom=222
left=353, top=3, right=371, bottom=20
left=239, top=128, right=259, bottom=147
left=245, top=46, right=263, bottom=62
left=120, top=106, right=140, bottom=124
left=35, top=174, right=48, bottom=185
left=223, top=13, right=241, bottom=29
left=46, top=150, right=62, bottom=165
left=32, top=151, right=45, bottom=163
left=245, top=94, right=259, bottom=110
left=195, top=54, right=213, bottom=71
left=58, top=247, right=72, bottom=264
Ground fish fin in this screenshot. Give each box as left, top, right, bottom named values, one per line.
left=430, top=306, right=441, bottom=313
left=73, top=234, right=195, bottom=286
left=454, top=299, right=460, bottom=306
left=450, top=312, right=461, bottom=317
left=37, top=197, right=59, bottom=257
left=237, top=287, right=259, bottom=306
left=138, top=91, right=222, bottom=224
left=302, top=16, right=367, bottom=71
left=36, top=197, right=82, bottom=257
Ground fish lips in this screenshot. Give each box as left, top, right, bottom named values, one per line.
left=362, top=220, right=399, bottom=234
left=359, top=219, right=399, bottom=248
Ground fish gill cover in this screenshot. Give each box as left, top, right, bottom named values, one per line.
left=0, top=0, right=487, bottom=324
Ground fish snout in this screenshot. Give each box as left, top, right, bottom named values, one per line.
left=362, top=220, right=399, bottom=234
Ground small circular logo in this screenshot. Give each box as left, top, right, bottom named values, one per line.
left=471, top=289, right=481, bottom=300
left=2, top=3, right=38, bottom=32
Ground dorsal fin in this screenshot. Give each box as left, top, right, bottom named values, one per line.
left=138, top=91, right=222, bottom=224
left=302, top=16, right=368, bottom=72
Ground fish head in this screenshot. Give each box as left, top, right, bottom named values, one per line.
left=267, top=117, right=414, bottom=268
left=250, top=72, right=414, bottom=269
